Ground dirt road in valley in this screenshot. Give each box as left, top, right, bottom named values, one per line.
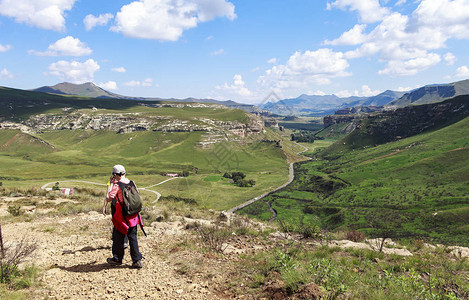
left=227, top=142, right=311, bottom=214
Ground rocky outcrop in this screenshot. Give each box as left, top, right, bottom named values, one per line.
left=24, top=113, right=162, bottom=133
left=262, top=117, right=279, bottom=128
left=2, top=109, right=266, bottom=141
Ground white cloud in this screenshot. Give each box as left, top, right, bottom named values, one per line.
left=327, top=0, right=390, bottom=23
left=215, top=74, right=252, bottom=98
left=0, top=0, right=76, bottom=31
left=378, top=53, right=441, bottom=76
left=395, top=86, right=414, bottom=92
left=455, top=66, right=469, bottom=78
left=29, top=36, right=92, bottom=57
left=111, top=0, right=236, bottom=41
left=98, top=81, right=118, bottom=90
left=0, top=68, right=14, bottom=80
left=395, top=0, right=407, bottom=6
left=413, top=0, right=469, bottom=39
left=84, top=13, right=113, bottom=31
left=267, top=58, right=277, bottom=64
left=123, top=78, right=153, bottom=87
left=205, top=35, right=214, bottom=41
left=211, top=49, right=225, bottom=56
left=325, top=24, right=367, bottom=46
left=0, top=44, right=12, bottom=52
left=327, top=0, right=469, bottom=78
left=444, top=53, right=456, bottom=65
left=258, top=48, right=351, bottom=91
left=46, top=59, right=100, bottom=83
left=334, top=85, right=381, bottom=98
left=112, top=67, right=126, bottom=73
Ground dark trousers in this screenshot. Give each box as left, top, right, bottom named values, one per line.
left=112, top=226, right=142, bottom=263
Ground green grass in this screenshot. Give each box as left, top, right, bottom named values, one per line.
left=0, top=93, right=297, bottom=211
left=242, top=114, right=469, bottom=246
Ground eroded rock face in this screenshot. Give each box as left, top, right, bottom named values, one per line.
left=3, top=109, right=267, bottom=138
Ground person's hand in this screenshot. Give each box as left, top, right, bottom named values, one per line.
left=102, top=205, right=107, bottom=216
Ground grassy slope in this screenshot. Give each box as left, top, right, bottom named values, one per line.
left=242, top=114, right=469, bottom=246
left=0, top=87, right=297, bottom=210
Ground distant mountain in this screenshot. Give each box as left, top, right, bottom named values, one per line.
left=32, top=82, right=262, bottom=113
left=259, top=94, right=346, bottom=116
left=341, top=90, right=406, bottom=108
left=259, top=90, right=405, bottom=116
left=33, top=82, right=124, bottom=99
left=388, top=79, right=469, bottom=107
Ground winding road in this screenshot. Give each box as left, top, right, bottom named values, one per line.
left=227, top=142, right=312, bottom=214
left=40, top=143, right=311, bottom=216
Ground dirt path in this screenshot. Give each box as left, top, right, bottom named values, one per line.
left=2, top=212, right=219, bottom=299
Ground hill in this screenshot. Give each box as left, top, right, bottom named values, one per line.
left=388, top=79, right=469, bottom=108
left=241, top=95, right=469, bottom=246
left=0, top=85, right=304, bottom=210
left=32, top=82, right=263, bottom=113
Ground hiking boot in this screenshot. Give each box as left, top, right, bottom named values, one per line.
left=106, top=257, right=122, bottom=266
left=131, top=260, right=143, bottom=269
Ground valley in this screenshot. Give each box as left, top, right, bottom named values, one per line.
left=0, top=85, right=468, bottom=299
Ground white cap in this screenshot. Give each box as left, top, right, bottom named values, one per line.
left=112, top=164, right=126, bottom=175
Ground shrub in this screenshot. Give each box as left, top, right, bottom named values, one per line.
left=0, top=234, right=37, bottom=284
left=346, top=230, right=366, bottom=242
left=7, top=205, right=22, bottom=217
left=196, top=226, right=230, bottom=253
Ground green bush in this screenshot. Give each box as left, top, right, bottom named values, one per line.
left=7, top=205, right=22, bottom=217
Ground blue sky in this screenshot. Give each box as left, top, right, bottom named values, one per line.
left=1, top=0, right=469, bottom=104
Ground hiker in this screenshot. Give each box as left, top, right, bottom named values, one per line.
left=103, top=164, right=143, bottom=268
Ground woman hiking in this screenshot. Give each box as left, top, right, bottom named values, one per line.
left=102, top=164, right=143, bottom=268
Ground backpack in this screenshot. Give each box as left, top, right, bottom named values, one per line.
left=116, top=181, right=142, bottom=216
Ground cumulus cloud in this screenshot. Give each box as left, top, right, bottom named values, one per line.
left=413, top=0, right=469, bottom=39
left=327, top=0, right=469, bottom=77
left=0, top=68, right=14, bottom=80
left=29, top=36, right=92, bottom=57
left=444, top=53, right=456, bottom=65
left=327, top=0, right=390, bottom=23
left=325, top=24, right=367, bottom=46
left=258, top=48, right=351, bottom=91
left=46, top=59, right=100, bottom=83
left=215, top=74, right=252, bottom=98
left=111, top=0, right=236, bottom=41
left=378, top=53, right=441, bottom=76
left=123, top=78, right=153, bottom=87
left=455, top=66, right=469, bottom=78
left=112, top=67, right=126, bottom=73
left=98, top=81, right=118, bottom=90
left=0, top=0, right=76, bottom=31
left=84, top=13, right=113, bottom=31
left=334, top=85, right=381, bottom=98
left=0, top=44, right=12, bottom=52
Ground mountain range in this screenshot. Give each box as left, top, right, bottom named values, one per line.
left=30, top=79, right=469, bottom=116
left=260, top=79, right=469, bottom=115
